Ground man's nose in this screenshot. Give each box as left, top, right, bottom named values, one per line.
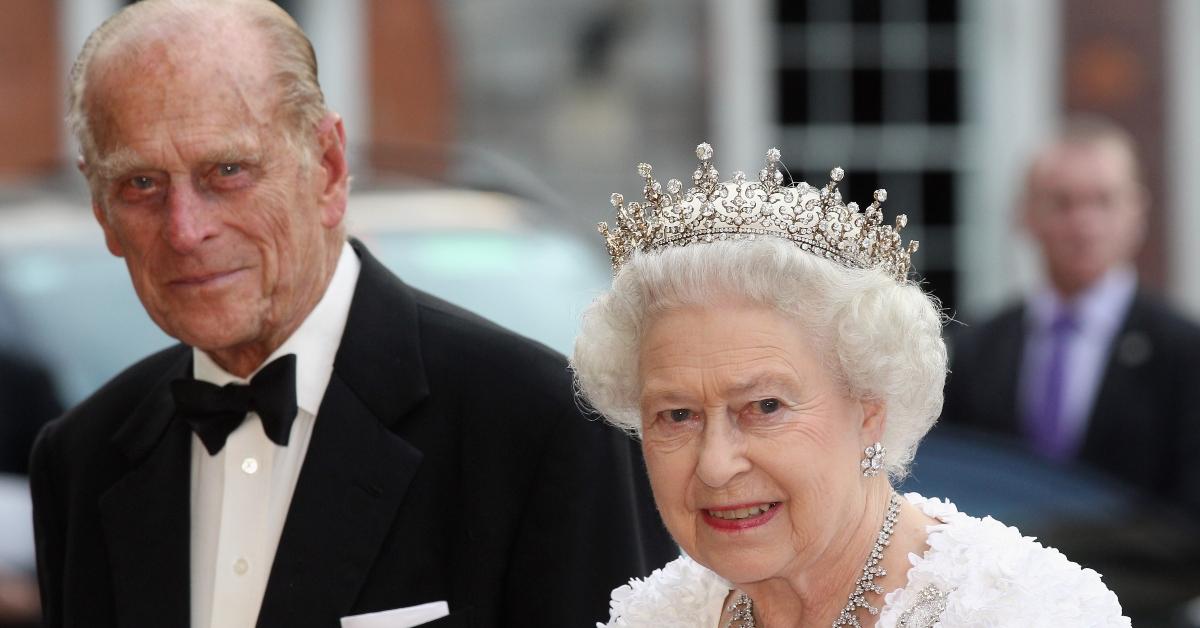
left=162, top=183, right=220, bottom=253
left=695, top=414, right=752, bottom=488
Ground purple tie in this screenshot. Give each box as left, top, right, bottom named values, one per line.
left=1025, top=308, right=1079, bottom=461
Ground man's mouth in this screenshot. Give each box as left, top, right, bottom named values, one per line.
left=171, top=268, right=244, bottom=286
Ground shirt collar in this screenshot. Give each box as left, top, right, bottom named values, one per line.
left=1026, top=266, right=1137, bottom=335
left=193, top=241, right=362, bottom=415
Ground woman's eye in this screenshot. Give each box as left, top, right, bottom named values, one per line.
left=217, top=163, right=242, bottom=176
left=754, top=398, right=781, bottom=414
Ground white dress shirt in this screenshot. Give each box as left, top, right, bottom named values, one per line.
left=189, top=242, right=360, bottom=628
left=1019, top=267, right=1137, bottom=458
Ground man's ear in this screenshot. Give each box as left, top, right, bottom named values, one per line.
left=91, top=199, right=124, bottom=257
left=859, top=398, right=886, bottom=444
left=313, top=112, right=349, bottom=230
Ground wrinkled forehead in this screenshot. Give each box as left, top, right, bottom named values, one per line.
left=1029, top=138, right=1140, bottom=194
left=84, top=20, right=279, bottom=157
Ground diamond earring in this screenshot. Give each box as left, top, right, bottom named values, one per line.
left=861, top=442, right=885, bottom=477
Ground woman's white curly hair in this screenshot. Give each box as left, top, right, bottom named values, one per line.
left=571, top=237, right=948, bottom=480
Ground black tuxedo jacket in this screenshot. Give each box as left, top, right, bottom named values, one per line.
left=30, top=240, right=675, bottom=628
left=941, top=293, right=1200, bottom=498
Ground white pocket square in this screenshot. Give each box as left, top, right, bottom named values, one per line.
left=340, top=601, right=450, bottom=628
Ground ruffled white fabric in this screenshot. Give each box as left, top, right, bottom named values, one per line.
left=599, top=493, right=1131, bottom=627
left=597, top=552, right=731, bottom=628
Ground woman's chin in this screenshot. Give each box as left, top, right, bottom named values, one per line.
left=708, top=561, right=780, bottom=587
left=691, top=546, right=788, bottom=586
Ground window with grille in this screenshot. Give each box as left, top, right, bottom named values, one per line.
left=774, top=0, right=963, bottom=313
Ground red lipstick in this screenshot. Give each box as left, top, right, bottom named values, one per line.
left=701, top=502, right=781, bottom=531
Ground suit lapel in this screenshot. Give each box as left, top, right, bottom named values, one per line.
left=1081, top=296, right=1151, bottom=458
left=257, top=241, right=430, bottom=626
left=256, top=375, right=423, bottom=627
left=99, top=348, right=193, bottom=628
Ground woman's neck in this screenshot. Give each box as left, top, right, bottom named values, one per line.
left=723, top=488, right=935, bottom=628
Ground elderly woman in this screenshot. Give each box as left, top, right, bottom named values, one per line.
left=572, top=145, right=1129, bottom=627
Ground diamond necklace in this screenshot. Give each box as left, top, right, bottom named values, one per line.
left=725, top=492, right=902, bottom=628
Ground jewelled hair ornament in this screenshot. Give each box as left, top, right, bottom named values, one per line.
left=599, top=143, right=919, bottom=281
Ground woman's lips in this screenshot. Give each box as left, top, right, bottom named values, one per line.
left=701, top=502, right=781, bottom=531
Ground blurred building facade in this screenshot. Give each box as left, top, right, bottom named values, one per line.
left=1, top=0, right=1199, bottom=320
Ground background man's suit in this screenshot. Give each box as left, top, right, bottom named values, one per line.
left=30, top=241, right=675, bottom=628
left=941, top=292, right=1200, bottom=500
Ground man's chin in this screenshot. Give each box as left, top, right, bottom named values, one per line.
left=164, top=320, right=258, bottom=353
left=1048, top=263, right=1108, bottom=294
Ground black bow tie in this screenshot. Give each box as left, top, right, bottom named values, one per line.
left=171, top=354, right=299, bottom=455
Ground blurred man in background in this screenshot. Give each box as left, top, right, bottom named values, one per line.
left=942, top=116, right=1200, bottom=503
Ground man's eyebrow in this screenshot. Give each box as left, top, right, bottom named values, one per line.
left=89, top=147, right=148, bottom=181
left=88, top=141, right=263, bottom=181
left=199, top=142, right=262, bottom=165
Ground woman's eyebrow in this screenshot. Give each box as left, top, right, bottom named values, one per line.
left=724, top=373, right=803, bottom=398
left=640, top=373, right=804, bottom=404
left=638, top=385, right=692, bottom=406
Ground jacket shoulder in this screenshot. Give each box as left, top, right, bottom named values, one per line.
left=1127, top=293, right=1200, bottom=341
left=946, top=303, right=1024, bottom=364
left=37, top=344, right=189, bottom=452
left=409, top=287, right=573, bottom=389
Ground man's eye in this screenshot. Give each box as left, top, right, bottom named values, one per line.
left=130, top=176, right=155, bottom=190
left=665, top=409, right=693, bottom=423
left=217, top=163, right=242, bottom=176
left=754, top=398, right=781, bottom=414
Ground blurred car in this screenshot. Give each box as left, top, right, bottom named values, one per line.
left=902, top=424, right=1200, bottom=627
left=0, top=187, right=610, bottom=407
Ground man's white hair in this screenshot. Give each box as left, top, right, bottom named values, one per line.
left=571, top=238, right=948, bottom=480
left=66, top=0, right=327, bottom=186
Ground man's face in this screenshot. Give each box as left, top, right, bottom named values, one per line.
left=1023, top=140, right=1145, bottom=296
left=84, top=32, right=346, bottom=371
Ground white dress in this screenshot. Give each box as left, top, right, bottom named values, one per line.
left=598, top=493, right=1130, bottom=628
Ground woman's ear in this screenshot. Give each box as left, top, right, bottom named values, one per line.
left=859, top=398, right=886, bottom=443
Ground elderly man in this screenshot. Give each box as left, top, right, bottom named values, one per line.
left=942, top=116, right=1200, bottom=499
left=30, top=2, right=673, bottom=627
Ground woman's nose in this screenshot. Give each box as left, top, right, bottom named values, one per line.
left=695, top=416, right=752, bottom=488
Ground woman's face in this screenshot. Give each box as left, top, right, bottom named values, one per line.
left=638, top=301, right=880, bottom=585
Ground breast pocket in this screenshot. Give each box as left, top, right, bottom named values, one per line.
left=341, top=603, right=471, bottom=628
left=419, top=609, right=472, bottom=628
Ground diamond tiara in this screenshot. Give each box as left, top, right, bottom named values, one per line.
left=598, top=143, right=919, bottom=281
